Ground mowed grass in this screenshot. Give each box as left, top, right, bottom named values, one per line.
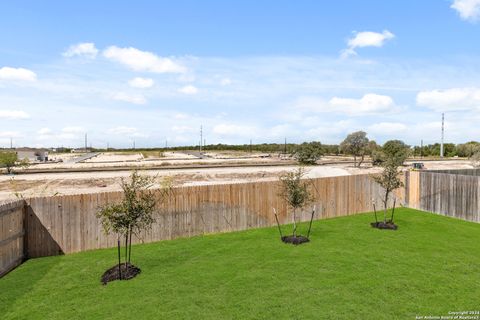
left=1, top=208, right=480, bottom=319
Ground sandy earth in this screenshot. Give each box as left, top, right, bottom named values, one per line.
left=0, top=152, right=475, bottom=202
left=24, top=151, right=283, bottom=170
left=0, top=165, right=350, bottom=201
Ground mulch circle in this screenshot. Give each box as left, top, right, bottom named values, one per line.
left=101, top=263, right=141, bottom=285
left=370, top=221, right=398, bottom=230
left=281, top=235, right=310, bottom=245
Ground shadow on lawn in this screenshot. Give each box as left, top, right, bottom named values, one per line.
left=0, top=256, right=60, bottom=315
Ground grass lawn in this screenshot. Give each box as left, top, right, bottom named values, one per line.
left=1, top=208, right=480, bottom=319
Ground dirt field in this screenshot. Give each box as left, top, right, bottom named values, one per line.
left=0, top=151, right=475, bottom=202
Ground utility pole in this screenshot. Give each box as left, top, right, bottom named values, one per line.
left=165, top=140, right=168, bottom=149
left=199, top=125, right=203, bottom=152
left=84, top=133, right=88, bottom=151
left=440, top=113, right=444, bottom=158
left=10, top=137, right=12, bottom=149
left=133, top=140, right=136, bottom=150
left=284, top=137, right=287, bottom=155
left=420, top=139, right=423, bottom=159
left=107, top=142, right=109, bottom=151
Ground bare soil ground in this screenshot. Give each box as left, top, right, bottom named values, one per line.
left=0, top=152, right=474, bottom=202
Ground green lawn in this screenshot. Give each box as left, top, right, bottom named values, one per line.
left=1, top=208, right=480, bottom=319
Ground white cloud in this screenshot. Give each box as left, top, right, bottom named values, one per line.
left=295, top=94, right=396, bottom=116
left=329, top=94, right=395, bottom=114
left=0, top=110, right=30, bottom=119
left=0, top=131, right=21, bottom=138
left=103, top=46, right=186, bottom=73
left=171, top=125, right=194, bottom=134
left=63, top=42, right=98, bottom=58
left=220, top=78, right=232, bottom=86
left=108, top=126, right=148, bottom=138
left=62, top=126, right=85, bottom=134
left=128, top=77, right=154, bottom=88
left=178, top=85, right=199, bottom=95
left=368, top=122, right=407, bottom=135
left=451, top=0, right=480, bottom=22
left=341, top=30, right=395, bottom=58
left=111, top=92, right=147, bottom=105
left=0, top=67, right=37, bottom=81
left=416, top=87, right=480, bottom=111
left=37, top=128, right=52, bottom=135
left=213, top=124, right=257, bottom=136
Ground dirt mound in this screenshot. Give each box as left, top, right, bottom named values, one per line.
left=281, top=235, right=310, bottom=245
left=370, top=221, right=398, bottom=230
left=101, top=263, right=141, bottom=285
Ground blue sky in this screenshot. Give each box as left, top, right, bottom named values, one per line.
left=1, top=0, right=480, bottom=148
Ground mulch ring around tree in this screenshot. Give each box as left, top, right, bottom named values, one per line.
left=101, top=263, right=141, bottom=285
left=370, top=221, right=398, bottom=230
left=281, top=235, right=310, bottom=245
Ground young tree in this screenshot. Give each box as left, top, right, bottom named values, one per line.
left=0, top=151, right=18, bottom=174
left=340, top=131, right=369, bottom=167
left=471, top=151, right=480, bottom=168
left=293, top=142, right=323, bottom=165
left=96, top=171, right=171, bottom=282
left=382, top=140, right=410, bottom=166
left=279, top=167, right=314, bottom=239
left=372, top=159, right=403, bottom=226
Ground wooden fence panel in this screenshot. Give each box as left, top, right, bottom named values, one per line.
left=405, top=170, right=480, bottom=223
left=0, top=200, right=25, bottom=277
left=22, top=174, right=394, bottom=258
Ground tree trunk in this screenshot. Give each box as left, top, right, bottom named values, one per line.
left=383, top=191, right=389, bottom=223
left=353, top=155, right=357, bottom=167
left=358, top=154, right=365, bottom=167
left=292, top=208, right=297, bottom=238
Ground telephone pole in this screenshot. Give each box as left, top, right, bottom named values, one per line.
left=10, top=137, right=12, bottom=149
left=440, top=113, right=444, bottom=158
left=84, top=133, right=87, bottom=151
left=199, top=125, right=203, bottom=152
left=420, top=139, right=423, bottom=159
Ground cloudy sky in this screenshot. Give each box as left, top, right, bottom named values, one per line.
left=1, top=0, right=480, bottom=148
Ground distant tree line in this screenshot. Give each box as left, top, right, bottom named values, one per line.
left=44, top=139, right=480, bottom=161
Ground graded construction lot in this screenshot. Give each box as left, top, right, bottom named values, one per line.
left=1, top=208, right=479, bottom=319
left=0, top=151, right=474, bottom=202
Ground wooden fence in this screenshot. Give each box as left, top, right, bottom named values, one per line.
left=405, top=170, right=480, bottom=223
left=0, top=200, right=25, bottom=277
left=23, top=174, right=393, bottom=258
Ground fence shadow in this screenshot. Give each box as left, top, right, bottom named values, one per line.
left=25, top=206, right=63, bottom=258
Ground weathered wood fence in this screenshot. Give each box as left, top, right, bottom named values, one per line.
left=0, top=200, right=25, bottom=277
left=405, top=170, right=480, bottom=223
left=8, top=174, right=391, bottom=260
